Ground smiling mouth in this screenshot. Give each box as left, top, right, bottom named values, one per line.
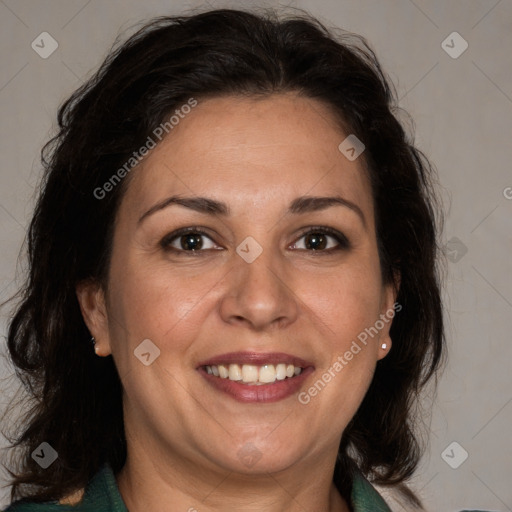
left=202, top=363, right=303, bottom=385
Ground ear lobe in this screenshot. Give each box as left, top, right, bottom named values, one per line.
left=377, top=274, right=401, bottom=361
left=75, top=279, right=112, bottom=356
left=376, top=325, right=393, bottom=361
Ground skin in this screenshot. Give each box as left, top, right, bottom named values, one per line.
left=76, top=92, right=397, bottom=512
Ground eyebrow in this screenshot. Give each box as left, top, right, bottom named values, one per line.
left=138, top=194, right=366, bottom=228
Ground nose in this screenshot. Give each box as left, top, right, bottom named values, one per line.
left=219, top=244, right=299, bottom=332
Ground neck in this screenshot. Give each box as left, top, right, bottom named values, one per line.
left=116, top=446, right=351, bottom=512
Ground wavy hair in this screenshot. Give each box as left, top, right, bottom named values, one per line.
left=1, top=7, right=445, bottom=508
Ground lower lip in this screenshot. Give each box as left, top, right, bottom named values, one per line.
left=199, top=367, right=314, bottom=403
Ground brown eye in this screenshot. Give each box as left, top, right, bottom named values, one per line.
left=160, top=227, right=220, bottom=254
left=177, top=233, right=205, bottom=251
left=304, top=232, right=328, bottom=250
left=291, top=227, right=350, bottom=252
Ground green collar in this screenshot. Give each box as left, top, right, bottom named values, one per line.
left=5, top=463, right=391, bottom=511
left=350, top=469, right=393, bottom=511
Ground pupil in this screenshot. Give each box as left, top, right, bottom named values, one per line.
left=182, top=234, right=202, bottom=250
left=305, top=233, right=326, bottom=250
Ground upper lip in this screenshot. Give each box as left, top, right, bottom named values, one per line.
left=196, top=351, right=314, bottom=369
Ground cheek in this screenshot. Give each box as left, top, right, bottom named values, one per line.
left=295, top=252, right=383, bottom=413
left=301, top=280, right=380, bottom=428
left=106, top=249, right=221, bottom=357
left=300, top=261, right=384, bottom=343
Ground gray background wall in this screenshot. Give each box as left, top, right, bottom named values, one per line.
left=0, top=1, right=511, bottom=511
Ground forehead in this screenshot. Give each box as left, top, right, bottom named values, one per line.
left=120, top=93, right=373, bottom=220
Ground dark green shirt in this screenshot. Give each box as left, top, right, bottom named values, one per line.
left=4, top=464, right=392, bottom=512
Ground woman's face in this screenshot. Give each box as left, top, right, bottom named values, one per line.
left=79, top=93, right=396, bottom=478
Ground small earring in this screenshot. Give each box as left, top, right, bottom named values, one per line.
left=381, top=343, right=387, bottom=349
left=91, top=336, right=100, bottom=355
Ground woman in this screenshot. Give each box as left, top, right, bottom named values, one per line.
left=1, top=7, right=446, bottom=511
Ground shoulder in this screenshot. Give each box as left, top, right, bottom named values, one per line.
left=3, top=499, right=84, bottom=511
left=371, top=482, right=425, bottom=511
left=3, top=464, right=127, bottom=512
left=3, top=496, right=82, bottom=511
left=350, top=471, right=394, bottom=512
left=372, top=481, right=496, bottom=512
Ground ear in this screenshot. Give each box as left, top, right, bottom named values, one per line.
left=75, top=279, right=112, bottom=357
left=377, top=270, right=401, bottom=361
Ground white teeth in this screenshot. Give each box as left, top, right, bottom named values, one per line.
left=259, top=364, right=276, bottom=383
left=276, top=363, right=287, bottom=380
left=242, top=364, right=259, bottom=383
left=218, top=365, right=229, bottom=379
left=205, top=363, right=303, bottom=384
left=228, top=364, right=242, bottom=381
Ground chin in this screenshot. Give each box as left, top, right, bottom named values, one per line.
left=218, top=438, right=307, bottom=475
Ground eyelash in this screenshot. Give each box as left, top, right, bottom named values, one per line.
left=159, top=225, right=350, bottom=256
